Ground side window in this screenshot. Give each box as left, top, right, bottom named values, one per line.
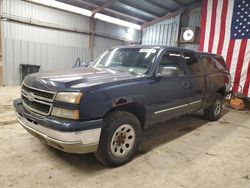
left=158, top=50, right=184, bottom=76
left=184, top=52, right=202, bottom=75
left=212, top=56, right=227, bottom=70
left=201, top=56, right=217, bottom=73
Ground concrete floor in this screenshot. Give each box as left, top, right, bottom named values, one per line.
left=0, top=86, right=250, bottom=188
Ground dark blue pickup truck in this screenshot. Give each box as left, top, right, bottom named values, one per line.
left=14, top=45, right=231, bottom=166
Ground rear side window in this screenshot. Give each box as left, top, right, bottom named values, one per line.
left=184, top=52, right=203, bottom=75
left=201, top=57, right=215, bottom=73
left=201, top=55, right=227, bottom=73
left=212, top=56, right=227, bottom=70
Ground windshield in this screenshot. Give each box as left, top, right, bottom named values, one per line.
left=92, top=48, right=158, bottom=75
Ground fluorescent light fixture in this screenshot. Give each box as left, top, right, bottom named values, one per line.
left=128, top=27, right=135, bottom=34
left=29, top=0, right=92, bottom=16
left=28, top=0, right=141, bottom=30
left=125, top=32, right=132, bottom=41
left=125, top=27, right=136, bottom=40
left=95, top=13, right=141, bottom=30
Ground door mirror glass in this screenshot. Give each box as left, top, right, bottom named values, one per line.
left=157, top=66, right=178, bottom=78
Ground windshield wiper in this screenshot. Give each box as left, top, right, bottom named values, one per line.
left=105, top=67, right=139, bottom=75
left=128, top=70, right=139, bottom=75
left=105, top=67, right=122, bottom=72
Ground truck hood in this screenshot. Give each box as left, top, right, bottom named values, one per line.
left=24, top=67, right=140, bottom=91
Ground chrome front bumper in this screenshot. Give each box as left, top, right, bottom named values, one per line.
left=16, top=112, right=101, bottom=154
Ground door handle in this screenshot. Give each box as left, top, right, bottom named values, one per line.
left=182, top=82, right=190, bottom=88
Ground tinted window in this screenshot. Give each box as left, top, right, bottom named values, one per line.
left=159, top=50, right=184, bottom=76
left=212, top=56, right=227, bottom=70
left=184, top=52, right=202, bottom=75
left=201, top=55, right=227, bottom=73
left=201, top=56, right=217, bottom=73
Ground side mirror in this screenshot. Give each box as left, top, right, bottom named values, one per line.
left=156, top=66, right=178, bottom=79
left=83, top=61, right=93, bottom=67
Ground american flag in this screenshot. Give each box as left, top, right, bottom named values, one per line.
left=199, top=0, right=250, bottom=97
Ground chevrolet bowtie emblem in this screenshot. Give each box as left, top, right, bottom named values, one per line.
left=27, top=92, right=35, bottom=102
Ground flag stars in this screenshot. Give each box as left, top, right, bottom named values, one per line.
left=231, top=1, right=250, bottom=39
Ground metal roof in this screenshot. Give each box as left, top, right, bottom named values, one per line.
left=56, top=0, right=202, bottom=26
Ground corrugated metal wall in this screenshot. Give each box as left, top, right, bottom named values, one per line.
left=1, top=0, right=140, bottom=85
left=180, top=7, right=201, bottom=50
left=95, top=20, right=140, bottom=42
left=142, top=7, right=201, bottom=50
left=142, top=15, right=181, bottom=46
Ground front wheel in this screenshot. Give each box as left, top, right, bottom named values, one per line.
left=204, top=95, right=223, bottom=121
left=95, top=111, right=142, bottom=167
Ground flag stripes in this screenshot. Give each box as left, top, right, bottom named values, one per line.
left=199, top=0, right=250, bottom=96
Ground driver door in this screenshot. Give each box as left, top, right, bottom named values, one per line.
left=151, top=49, right=191, bottom=124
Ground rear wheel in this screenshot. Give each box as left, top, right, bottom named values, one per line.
left=204, top=95, right=222, bottom=121
left=95, top=111, right=142, bottom=167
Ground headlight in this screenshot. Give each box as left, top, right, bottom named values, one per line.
left=51, top=107, right=79, bottom=120
left=55, top=92, right=83, bottom=104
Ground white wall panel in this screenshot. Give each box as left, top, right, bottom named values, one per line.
left=142, top=15, right=180, bottom=46
left=93, top=36, right=124, bottom=59
left=142, top=7, right=201, bottom=50
left=1, top=0, right=140, bottom=85
left=2, top=0, right=89, bottom=32
left=180, top=7, right=201, bottom=50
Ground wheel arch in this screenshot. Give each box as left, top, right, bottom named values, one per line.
left=216, top=86, right=226, bottom=97
left=104, top=102, right=147, bottom=130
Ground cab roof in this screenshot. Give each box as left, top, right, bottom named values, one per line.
left=109, top=45, right=220, bottom=57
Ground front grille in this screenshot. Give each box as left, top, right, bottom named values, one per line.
left=21, top=84, right=56, bottom=116
left=22, top=95, right=51, bottom=114
left=22, top=84, right=54, bottom=101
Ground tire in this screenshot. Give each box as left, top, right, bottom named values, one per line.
left=203, top=95, right=223, bottom=121
left=94, top=111, right=142, bottom=167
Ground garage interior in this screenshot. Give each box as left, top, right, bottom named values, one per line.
left=0, top=0, right=250, bottom=187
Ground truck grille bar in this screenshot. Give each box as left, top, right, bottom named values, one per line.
left=21, top=84, right=56, bottom=116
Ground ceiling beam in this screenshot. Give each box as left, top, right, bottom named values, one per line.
left=170, top=0, right=186, bottom=7
left=119, top=0, right=163, bottom=17
left=67, top=0, right=146, bottom=23
left=144, top=0, right=173, bottom=12
left=61, top=0, right=98, bottom=9
left=142, top=11, right=180, bottom=28
left=107, top=6, right=153, bottom=21
left=105, top=9, right=149, bottom=23
left=142, top=1, right=202, bottom=28
left=91, top=0, right=119, bottom=16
